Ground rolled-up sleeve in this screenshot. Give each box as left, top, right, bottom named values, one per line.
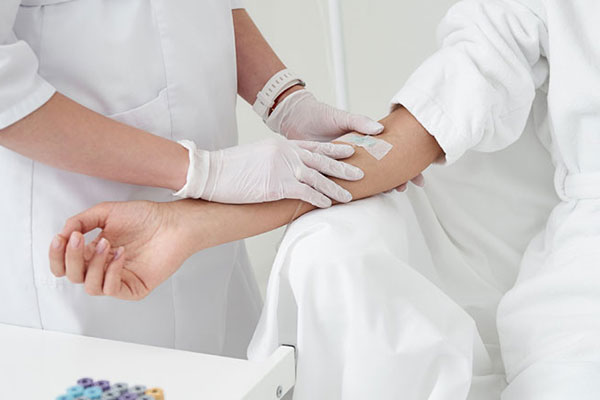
left=230, top=0, right=245, bottom=10
left=0, top=1, right=55, bottom=130
left=391, top=0, right=548, bottom=164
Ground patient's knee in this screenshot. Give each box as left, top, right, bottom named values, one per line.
left=280, top=193, right=421, bottom=285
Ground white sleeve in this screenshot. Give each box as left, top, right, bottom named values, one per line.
left=230, top=0, right=245, bottom=10
left=0, top=1, right=55, bottom=130
left=391, top=0, right=548, bottom=164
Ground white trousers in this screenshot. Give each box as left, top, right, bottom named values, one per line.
left=498, top=196, right=600, bottom=400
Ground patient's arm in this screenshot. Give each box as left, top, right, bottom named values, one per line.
left=49, top=106, right=442, bottom=299
left=181, top=106, right=442, bottom=253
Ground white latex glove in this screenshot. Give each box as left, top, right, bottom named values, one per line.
left=175, top=138, right=363, bottom=208
left=266, top=89, right=384, bottom=141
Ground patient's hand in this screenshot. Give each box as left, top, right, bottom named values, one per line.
left=49, top=201, right=193, bottom=300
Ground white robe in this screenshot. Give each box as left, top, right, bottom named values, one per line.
left=249, top=0, right=600, bottom=397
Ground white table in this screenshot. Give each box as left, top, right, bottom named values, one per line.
left=0, top=324, right=295, bottom=399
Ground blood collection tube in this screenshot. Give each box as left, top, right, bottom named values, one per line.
left=118, top=393, right=139, bottom=400
left=145, top=388, right=164, bottom=400
left=83, top=386, right=103, bottom=400
left=67, top=386, right=85, bottom=397
left=111, top=383, right=129, bottom=395
left=95, top=380, right=111, bottom=392
left=77, top=378, right=94, bottom=389
left=129, top=385, right=147, bottom=395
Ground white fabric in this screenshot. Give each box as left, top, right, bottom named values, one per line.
left=0, top=0, right=55, bottom=129
left=0, top=0, right=261, bottom=357
left=251, top=0, right=600, bottom=397
left=249, top=120, right=557, bottom=399
left=175, top=137, right=363, bottom=208
left=393, top=0, right=600, bottom=397
left=266, top=90, right=384, bottom=141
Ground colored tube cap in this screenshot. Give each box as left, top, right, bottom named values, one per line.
left=95, top=380, right=111, bottom=392
left=118, top=394, right=138, bottom=400
left=111, top=383, right=129, bottom=394
left=145, top=388, right=164, bottom=400
left=129, top=385, right=147, bottom=395
left=101, top=391, right=120, bottom=400
left=84, top=386, right=103, bottom=399
left=77, top=378, right=94, bottom=388
left=67, top=386, right=85, bottom=397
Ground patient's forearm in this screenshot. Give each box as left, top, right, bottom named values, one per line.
left=177, top=106, right=442, bottom=255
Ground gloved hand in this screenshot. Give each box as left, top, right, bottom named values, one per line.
left=266, top=89, right=384, bottom=141
left=175, top=137, right=363, bottom=208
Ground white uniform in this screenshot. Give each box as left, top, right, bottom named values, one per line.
left=250, top=0, right=600, bottom=398
left=0, top=0, right=261, bottom=357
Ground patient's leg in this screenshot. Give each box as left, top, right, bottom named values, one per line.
left=249, top=193, right=496, bottom=400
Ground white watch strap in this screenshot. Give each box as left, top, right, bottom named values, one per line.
left=252, top=69, right=305, bottom=122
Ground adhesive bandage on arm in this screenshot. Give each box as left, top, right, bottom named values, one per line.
left=335, top=133, right=393, bottom=160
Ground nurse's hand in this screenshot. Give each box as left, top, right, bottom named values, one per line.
left=48, top=201, right=188, bottom=300
left=177, top=137, right=364, bottom=208
left=266, top=89, right=384, bottom=142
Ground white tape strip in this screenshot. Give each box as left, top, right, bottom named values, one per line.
left=335, top=133, right=392, bottom=160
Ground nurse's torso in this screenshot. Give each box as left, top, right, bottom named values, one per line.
left=0, top=0, right=261, bottom=357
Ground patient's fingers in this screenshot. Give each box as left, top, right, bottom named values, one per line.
left=60, top=202, right=112, bottom=238
left=396, top=183, right=408, bottom=192
left=83, top=235, right=103, bottom=262
left=65, top=231, right=85, bottom=283
left=411, top=173, right=425, bottom=187
left=49, top=235, right=67, bottom=277
left=103, top=247, right=125, bottom=297
left=84, top=238, right=110, bottom=296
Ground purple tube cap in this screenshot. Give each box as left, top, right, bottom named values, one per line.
left=118, top=394, right=138, bottom=400
left=95, top=380, right=111, bottom=391
left=77, top=377, right=94, bottom=388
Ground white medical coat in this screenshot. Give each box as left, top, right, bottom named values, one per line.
left=0, top=0, right=261, bottom=357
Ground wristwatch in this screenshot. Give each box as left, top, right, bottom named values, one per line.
left=253, top=69, right=305, bottom=122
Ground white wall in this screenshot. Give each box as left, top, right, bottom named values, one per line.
left=238, top=0, right=458, bottom=297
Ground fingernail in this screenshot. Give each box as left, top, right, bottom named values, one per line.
left=113, top=247, right=124, bottom=261
left=413, top=175, right=425, bottom=187
left=69, top=232, right=80, bottom=248
left=51, top=235, right=62, bottom=249
left=367, top=121, right=384, bottom=134
left=95, top=238, right=108, bottom=254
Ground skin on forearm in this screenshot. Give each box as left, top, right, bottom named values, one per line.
left=177, top=106, right=443, bottom=256
left=0, top=93, right=188, bottom=191
left=233, top=9, right=285, bottom=103
left=233, top=9, right=303, bottom=105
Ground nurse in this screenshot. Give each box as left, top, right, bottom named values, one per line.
left=0, top=0, right=381, bottom=357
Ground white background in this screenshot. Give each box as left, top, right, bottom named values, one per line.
left=237, top=0, right=458, bottom=296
